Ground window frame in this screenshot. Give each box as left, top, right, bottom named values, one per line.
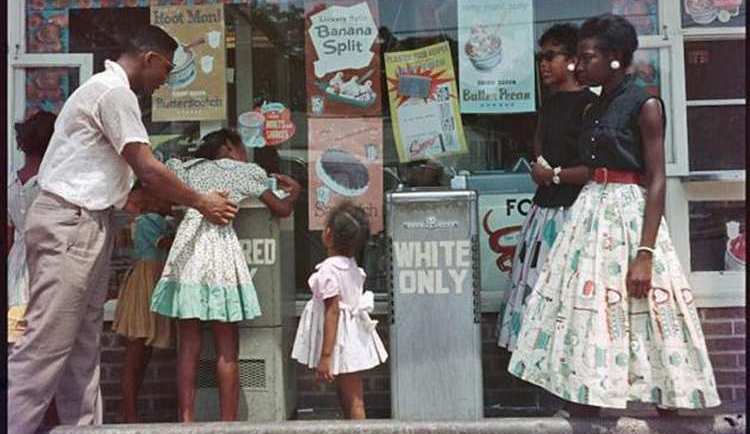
left=669, top=17, right=746, bottom=307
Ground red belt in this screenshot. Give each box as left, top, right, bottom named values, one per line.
left=592, top=167, right=642, bottom=184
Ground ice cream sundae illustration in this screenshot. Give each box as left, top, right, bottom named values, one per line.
left=317, top=71, right=377, bottom=108
left=316, top=148, right=370, bottom=197
left=684, top=0, right=742, bottom=25
left=465, top=25, right=503, bottom=71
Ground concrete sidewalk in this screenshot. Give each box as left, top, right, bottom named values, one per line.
left=48, top=414, right=746, bottom=434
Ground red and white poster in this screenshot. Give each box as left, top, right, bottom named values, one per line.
left=237, top=102, right=296, bottom=148
left=304, top=0, right=381, bottom=117
left=308, top=118, right=383, bottom=233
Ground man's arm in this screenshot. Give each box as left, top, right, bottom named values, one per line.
left=121, top=142, right=237, bottom=225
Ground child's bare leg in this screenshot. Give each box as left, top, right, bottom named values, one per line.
left=336, top=372, right=365, bottom=420
left=120, top=338, right=153, bottom=422
left=212, top=321, right=239, bottom=421
left=177, top=319, right=202, bottom=422
left=335, top=381, right=350, bottom=418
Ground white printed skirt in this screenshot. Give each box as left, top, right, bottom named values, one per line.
left=507, top=182, right=721, bottom=409
left=497, top=204, right=570, bottom=351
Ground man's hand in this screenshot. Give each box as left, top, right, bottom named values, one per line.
left=196, top=191, right=238, bottom=225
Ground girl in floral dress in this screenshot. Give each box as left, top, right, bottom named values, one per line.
left=507, top=14, right=720, bottom=415
left=150, top=128, right=301, bottom=422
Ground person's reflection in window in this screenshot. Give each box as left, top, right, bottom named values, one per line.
left=403, top=158, right=443, bottom=187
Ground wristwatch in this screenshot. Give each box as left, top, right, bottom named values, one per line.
left=552, top=166, right=562, bottom=185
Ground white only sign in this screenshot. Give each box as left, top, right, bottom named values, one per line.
left=308, top=1, right=378, bottom=78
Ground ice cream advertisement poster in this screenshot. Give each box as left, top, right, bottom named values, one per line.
left=385, top=41, right=468, bottom=163
left=458, top=0, right=535, bottom=114
left=308, top=118, right=383, bottom=233
left=151, top=4, right=226, bottom=122
left=305, top=0, right=382, bottom=117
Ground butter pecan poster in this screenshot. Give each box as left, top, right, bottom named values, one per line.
left=385, top=41, right=467, bottom=163
left=308, top=118, right=383, bottom=233
left=458, top=0, right=535, bottom=113
left=151, top=4, right=226, bottom=122
left=305, top=0, right=381, bottom=117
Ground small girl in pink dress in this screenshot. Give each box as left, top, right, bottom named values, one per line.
left=291, top=201, right=388, bottom=419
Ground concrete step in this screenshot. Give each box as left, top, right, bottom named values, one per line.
left=47, top=414, right=746, bottom=434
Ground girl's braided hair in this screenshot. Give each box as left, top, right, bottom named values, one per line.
left=325, top=200, right=370, bottom=258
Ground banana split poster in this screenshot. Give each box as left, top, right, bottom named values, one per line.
left=458, top=0, right=535, bottom=114
left=305, top=0, right=382, bottom=117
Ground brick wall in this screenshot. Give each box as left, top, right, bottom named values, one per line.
left=99, top=307, right=746, bottom=423
left=100, top=331, right=178, bottom=423
left=699, top=307, right=747, bottom=404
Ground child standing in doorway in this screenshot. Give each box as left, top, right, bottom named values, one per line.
left=291, top=201, right=388, bottom=419
left=150, top=128, right=300, bottom=422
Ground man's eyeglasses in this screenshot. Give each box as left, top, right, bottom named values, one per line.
left=149, top=51, right=176, bottom=73
left=535, top=50, right=568, bottom=62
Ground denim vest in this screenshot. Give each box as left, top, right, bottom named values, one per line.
left=578, top=75, right=664, bottom=172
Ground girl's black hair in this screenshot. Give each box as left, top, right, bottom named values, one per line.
left=194, top=128, right=243, bottom=160
left=579, top=13, right=639, bottom=68
left=538, top=23, right=579, bottom=56
left=15, top=110, right=56, bottom=157
left=325, top=200, right=370, bottom=258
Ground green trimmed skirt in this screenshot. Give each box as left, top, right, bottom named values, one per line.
left=150, top=210, right=261, bottom=322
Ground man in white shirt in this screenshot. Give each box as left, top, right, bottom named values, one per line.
left=7, top=25, right=238, bottom=433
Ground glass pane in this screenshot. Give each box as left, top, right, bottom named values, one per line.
left=629, top=48, right=661, bottom=97
left=685, top=39, right=746, bottom=100
left=24, top=67, right=80, bottom=117
left=689, top=201, right=746, bottom=272
left=682, top=0, right=746, bottom=28
left=687, top=105, right=746, bottom=171
left=26, top=7, right=69, bottom=53
left=534, top=0, right=660, bottom=36
left=31, top=0, right=673, bottom=297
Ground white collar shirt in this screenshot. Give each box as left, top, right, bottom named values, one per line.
left=38, top=59, right=150, bottom=210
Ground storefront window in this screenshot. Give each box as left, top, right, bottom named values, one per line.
left=22, top=0, right=685, bottom=297
left=24, top=67, right=80, bottom=117
left=687, top=105, right=746, bottom=171
left=683, top=39, right=746, bottom=172
left=685, top=39, right=745, bottom=100
left=689, top=201, right=746, bottom=272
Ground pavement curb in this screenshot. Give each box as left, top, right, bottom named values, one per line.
left=47, top=414, right=746, bottom=434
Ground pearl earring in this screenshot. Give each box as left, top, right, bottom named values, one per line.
left=610, top=60, right=621, bottom=70
left=567, top=63, right=576, bottom=72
